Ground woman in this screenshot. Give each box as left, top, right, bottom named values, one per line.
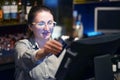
left=14, top=5, right=65, bottom=80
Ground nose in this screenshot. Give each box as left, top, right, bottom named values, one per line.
left=44, top=24, right=49, bottom=30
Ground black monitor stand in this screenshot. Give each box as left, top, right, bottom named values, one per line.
left=94, top=54, right=114, bottom=80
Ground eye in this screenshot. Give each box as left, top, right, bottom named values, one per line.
left=38, top=21, right=45, bottom=26
left=53, top=22, right=56, bottom=26
left=47, top=21, right=53, bottom=25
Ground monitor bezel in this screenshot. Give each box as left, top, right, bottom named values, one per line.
left=94, top=7, right=120, bottom=33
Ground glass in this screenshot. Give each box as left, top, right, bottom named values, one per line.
left=32, top=20, right=56, bottom=28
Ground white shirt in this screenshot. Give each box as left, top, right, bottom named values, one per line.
left=14, top=38, right=66, bottom=80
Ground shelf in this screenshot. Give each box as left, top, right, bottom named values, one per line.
left=0, top=23, right=27, bottom=27
left=0, top=54, right=14, bottom=66
left=0, top=62, right=15, bottom=71
left=73, top=0, right=120, bottom=4
left=73, top=0, right=100, bottom=4
left=0, top=23, right=27, bottom=35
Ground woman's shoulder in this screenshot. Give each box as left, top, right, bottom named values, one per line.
left=15, top=38, right=35, bottom=47
left=15, top=38, right=32, bottom=46
left=17, top=38, right=30, bottom=43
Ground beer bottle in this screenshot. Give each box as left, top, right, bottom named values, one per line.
left=2, top=0, right=11, bottom=24
left=10, top=0, right=18, bottom=24
left=0, top=3, right=3, bottom=24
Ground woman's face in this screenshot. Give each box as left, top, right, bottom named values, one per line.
left=29, top=11, right=55, bottom=40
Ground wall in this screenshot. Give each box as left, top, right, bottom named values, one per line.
left=74, top=1, right=120, bottom=34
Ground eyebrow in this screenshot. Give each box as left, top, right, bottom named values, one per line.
left=33, top=20, right=54, bottom=23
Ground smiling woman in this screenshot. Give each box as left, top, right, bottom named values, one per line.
left=14, top=5, right=65, bottom=80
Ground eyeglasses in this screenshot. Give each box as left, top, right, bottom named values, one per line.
left=32, top=21, right=56, bottom=28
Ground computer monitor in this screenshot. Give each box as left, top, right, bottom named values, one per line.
left=55, top=33, right=120, bottom=80
left=94, top=7, right=120, bottom=33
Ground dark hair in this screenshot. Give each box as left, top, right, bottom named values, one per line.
left=27, top=5, right=54, bottom=37
left=27, top=5, right=54, bottom=25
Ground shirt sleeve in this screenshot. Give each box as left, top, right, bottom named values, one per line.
left=14, top=39, right=39, bottom=72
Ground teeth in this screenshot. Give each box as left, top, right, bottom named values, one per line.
left=42, top=30, right=50, bottom=34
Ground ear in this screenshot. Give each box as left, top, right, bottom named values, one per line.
left=28, top=24, right=33, bottom=31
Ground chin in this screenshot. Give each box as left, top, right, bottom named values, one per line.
left=43, top=35, right=51, bottom=40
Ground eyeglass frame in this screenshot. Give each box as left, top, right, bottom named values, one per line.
left=32, top=20, right=56, bottom=28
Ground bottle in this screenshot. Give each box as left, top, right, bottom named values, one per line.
left=18, top=0, right=25, bottom=23
left=2, top=0, right=11, bottom=24
left=25, top=0, right=32, bottom=21
left=18, top=0, right=22, bottom=22
left=0, top=3, right=3, bottom=24
left=18, top=0, right=22, bottom=13
left=10, top=0, right=18, bottom=24
left=117, top=55, right=120, bottom=72
left=76, top=14, right=84, bottom=39
left=19, top=5, right=25, bottom=23
left=112, top=55, right=117, bottom=73
left=72, top=10, right=78, bottom=38
left=73, top=10, right=78, bottom=29
left=33, top=0, right=38, bottom=7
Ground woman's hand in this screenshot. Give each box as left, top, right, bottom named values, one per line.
left=35, top=40, right=62, bottom=60
left=43, top=39, right=62, bottom=55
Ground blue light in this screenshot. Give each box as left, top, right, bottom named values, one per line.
left=44, top=0, right=58, bottom=7
left=86, top=32, right=103, bottom=37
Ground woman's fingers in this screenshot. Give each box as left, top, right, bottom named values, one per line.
left=44, top=40, right=63, bottom=55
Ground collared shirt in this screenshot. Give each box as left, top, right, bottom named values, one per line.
left=14, top=37, right=66, bottom=80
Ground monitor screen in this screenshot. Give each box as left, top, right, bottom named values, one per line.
left=94, top=7, right=120, bottom=33
left=55, top=33, right=120, bottom=80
